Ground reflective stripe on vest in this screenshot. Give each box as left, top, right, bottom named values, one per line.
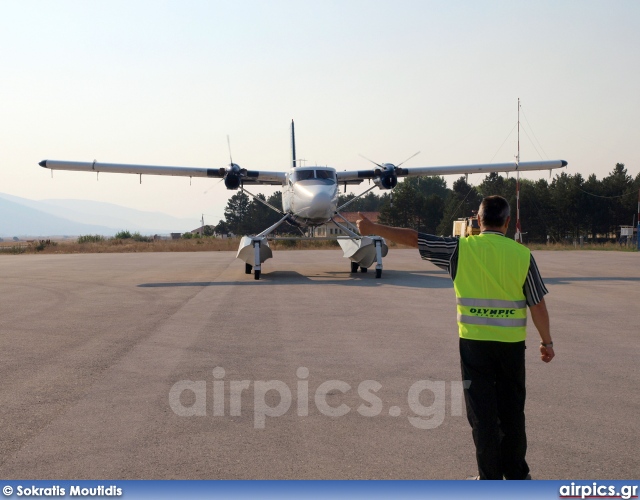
left=453, top=233, right=530, bottom=342
left=456, top=298, right=527, bottom=309
left=456, top=314, right=527, bottom=328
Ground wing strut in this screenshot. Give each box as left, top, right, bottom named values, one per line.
left=335, top=184, right=377, bottom=212
left=241, top=186, right=284, bottom=215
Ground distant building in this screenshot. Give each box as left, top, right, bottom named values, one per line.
left=619, top=225, right=637, bottom=244
left=314, top=212, right=380, bottom=237
left=189, top=226, right=234, bottom=238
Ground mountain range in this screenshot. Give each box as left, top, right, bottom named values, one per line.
left=0, top=193, right=198, bottom=238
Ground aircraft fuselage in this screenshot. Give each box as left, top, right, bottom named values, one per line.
left=282, top=166, right=338, bottom=226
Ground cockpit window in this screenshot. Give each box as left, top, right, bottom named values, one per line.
left=292, top=170, right=314, bottom=182
left=292, top=169, right=336, bottom=183
left=316, top=170, right=336, bottom=180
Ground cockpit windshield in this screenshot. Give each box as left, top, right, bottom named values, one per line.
left=315, top=170, right=335, bottom=180
left=292, top=169, right=336, bottom=184
left=293, top=170, right=315, bottom=182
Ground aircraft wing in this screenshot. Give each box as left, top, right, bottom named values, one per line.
left=336, top=159, right=567, bottom=185
left=38, top=160, right=286, bottom=185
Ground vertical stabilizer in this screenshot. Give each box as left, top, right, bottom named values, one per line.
left=291, top=119, right=297, bottom=168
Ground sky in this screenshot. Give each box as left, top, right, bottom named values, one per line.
left=1, top=0, right=638, bottom=228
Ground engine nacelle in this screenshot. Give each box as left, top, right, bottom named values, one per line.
left=224, top=173, right=241, bottom=190
left=224, top=163, right=245, bottom=190
left=374, top=169, right=398, bottom=190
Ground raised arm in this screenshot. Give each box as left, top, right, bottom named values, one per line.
left=356, top=212, right=418, bottom=248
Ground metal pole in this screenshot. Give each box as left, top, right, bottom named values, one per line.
left=515, top=98, right=522, bottom=243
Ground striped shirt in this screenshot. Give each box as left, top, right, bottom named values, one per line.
left=417, top=230, right=548, bottom=307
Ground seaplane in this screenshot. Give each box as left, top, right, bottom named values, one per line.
left=38, top=121, right=567, bottom=279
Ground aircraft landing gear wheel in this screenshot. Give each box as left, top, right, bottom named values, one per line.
left=351, top=262, right=359, bottom=273
left=375, top=268, right=382, bottom=279
left=360, top=266, right=367, bottom=273
left=245, top=263, right=252, bottom=274
left=254, top=269, right=261, bottom=280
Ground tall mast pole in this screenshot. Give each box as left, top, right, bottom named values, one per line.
left=515, top=98, right=522, bottom=243
left=637, top=188, right=640, bottom=250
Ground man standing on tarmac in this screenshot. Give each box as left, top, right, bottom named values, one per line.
left=356, top=195, right=555, bottom=480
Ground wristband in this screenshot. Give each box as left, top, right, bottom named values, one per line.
left=540, top=341, right=553, bottom=348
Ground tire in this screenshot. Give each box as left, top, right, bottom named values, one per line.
left=245, top=263, right=252, bottom=274
left=351, top=262, right=359, bottom=273
left=254, top=269, right=261, bottom=280
left=360, top=266, right=367, bottom=273
left=375, top=268, right=382, bottom=279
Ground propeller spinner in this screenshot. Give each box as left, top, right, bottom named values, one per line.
left=360, top=151, right=420, bottom=190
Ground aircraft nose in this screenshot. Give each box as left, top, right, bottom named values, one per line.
left=308, top=190, right=332, bottom=218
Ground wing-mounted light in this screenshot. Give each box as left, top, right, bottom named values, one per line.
left=223, top=163, right=248, bottom=190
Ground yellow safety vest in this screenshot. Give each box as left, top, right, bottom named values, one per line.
left=453, top=233, right=530, bottom=342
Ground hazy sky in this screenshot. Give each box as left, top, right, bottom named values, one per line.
left=1, top=0, right=638, bottom=226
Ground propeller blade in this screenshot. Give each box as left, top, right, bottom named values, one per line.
left=359, top=154, right=384, bottom=169
left=203, top=177, right=225, bottom=195
left=396, top=151, right=421, bottom=168
left=227, top=135, right=233, bottom=166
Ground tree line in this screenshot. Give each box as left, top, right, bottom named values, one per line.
left=213, top=164, right=639, bottom=243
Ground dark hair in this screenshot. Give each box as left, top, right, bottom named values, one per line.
left=478, top=196, right=510, bottom=228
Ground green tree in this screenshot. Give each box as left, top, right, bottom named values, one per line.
left=404, top=176, right=449, bottom=199
left=517, top=178, right=551, bottom=243
left=548, top=172, right=584, bottom=240
left=582, top=174, right=608, bottom=239
left=337, top=192, right=384, bottom=212
left=436, top=176, right=482, bottom=235
left=631, top=172, right=640, bottom=227
left=420, top=194, right=446, bottom=234
left=224, top=192, right=251, bottom=235
left=264, top=191, right=298, bottom=235
left=602, top=163, right=634, bottom=235
left=213, top=220, right=231, bottom=236
left=478, top=172, right=511, bottom=199
left=378, top=182, right=423, bottom=229
left=245, top=193, right=272, bottom=234
left=478, top=172, right=520, bottom=236
left=114, top=230, right=132, bottom=239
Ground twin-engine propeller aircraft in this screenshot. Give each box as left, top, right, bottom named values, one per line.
left=39, top=121, right=567, bottom=279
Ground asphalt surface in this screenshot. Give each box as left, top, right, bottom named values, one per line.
left=0, top=249, right=638, bottom=479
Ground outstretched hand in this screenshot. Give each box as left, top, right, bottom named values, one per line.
left=356, top=213, right=419, bottom=247
left=356, top=212, right=374, bottom=235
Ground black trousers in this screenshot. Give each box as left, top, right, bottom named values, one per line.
left=459, top=338, right=530, bottom=480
